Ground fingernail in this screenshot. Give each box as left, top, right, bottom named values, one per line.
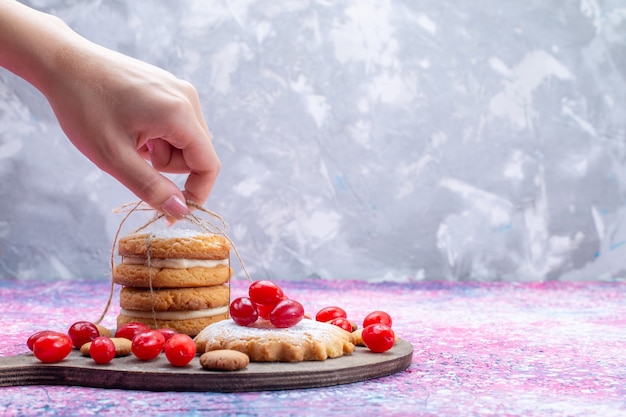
left=161, top=195, right=188, bottom=219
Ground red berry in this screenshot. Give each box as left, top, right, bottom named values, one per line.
left=27, top=330, right=56, bottom=352
left=115, top=322, right=151, bottom=341
left=249, top=280, right=284, bottom=307
left=89, top=337, right=116, bottom=364
left=269, top=299, right=304, bottom=328
left=230, top=297, right=259, bottom=326
left=157, top=328, right=178, bottom=343
left=363, top=311, right=392, bottom=328
left=131, top=330, right=165, bottom=361
left=328, top=317, right=353, bottom=332
left=67, top=321, right=100, bottom=349
left=315, top=306, right=347, bottom=323
left=33, top=332, right=73, bottom=363
left=361, top=324, right=395, bottom=353
left=256, top=303, right=275, bottom=320
left=164, top=334, right=196, bottom=367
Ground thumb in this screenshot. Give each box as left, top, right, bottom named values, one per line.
left=104, top=147, right=189, bottom=220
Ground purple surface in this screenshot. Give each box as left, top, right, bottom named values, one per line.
left=1, top=279, right=625, bottom=416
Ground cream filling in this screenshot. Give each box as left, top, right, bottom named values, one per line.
left=122, top=257, right=229, bottom=269
left=120, top=306, right=229, bottom=321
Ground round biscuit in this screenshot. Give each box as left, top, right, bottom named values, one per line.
left=351, top=328, right=364, bottom=346
left=113, top=263, right=232, bottom=288
left=200, top=349, right=249, bottom=371
left=96, top=324, right=111, bottom=338
left=119, top=285, right=230, bottom=311
left=80, top=338, right=132, bottom=357
left=118, top=231, right=230, bottom=260
left=117, top=312, right=229, bottom=336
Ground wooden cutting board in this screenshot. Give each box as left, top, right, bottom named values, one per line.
left=0, top=339, right=413, bottom=392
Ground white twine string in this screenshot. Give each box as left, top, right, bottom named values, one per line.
left=94, top=201, right=250, bottom=325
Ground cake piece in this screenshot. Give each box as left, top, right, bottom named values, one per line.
left=194, top=318, right=356, bottom=362
left=114, top=229, right=231, bottom=288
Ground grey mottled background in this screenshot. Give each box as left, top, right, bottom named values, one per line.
left=1, top=0, right=625, bottom=282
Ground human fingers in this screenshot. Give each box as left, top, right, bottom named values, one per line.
left=144, top=131, right=220, bottom=207
left=144, top=140, right=220, bottom=218
left=147, top=138, right=189, bottom=174
left=102, top=141, right=190, bottom=220
left=179, top=126, right=221, bottom=206
left=182, top=152, right=221, bottom=206
left=153, top=103, right=220, bottom=207
left=173, top=83, right=220, bottom=206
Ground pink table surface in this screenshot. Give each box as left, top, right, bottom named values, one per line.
left=1, top=278, right=625, bottom=416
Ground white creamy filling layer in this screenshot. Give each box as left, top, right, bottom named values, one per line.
left=122, top=257, right=229, bottom=268
left=120, top=306, right=229, bottom=321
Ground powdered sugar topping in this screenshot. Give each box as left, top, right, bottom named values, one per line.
left=195, top=318, right=348, bottom=347
left=147, top=228, right=212, bottom=239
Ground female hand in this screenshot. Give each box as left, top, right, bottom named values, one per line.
left=0, top=0, right=220, bottom=221
left=45, top=42, right=221, bottom=220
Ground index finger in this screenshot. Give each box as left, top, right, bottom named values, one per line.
left=181, top=138, right=221, bottom=205
left=162, top=83, right=221, bottom=206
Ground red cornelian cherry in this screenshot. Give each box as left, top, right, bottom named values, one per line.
left=255, top=302, right=276, bottom=320
left=363, top=311, right=393, bottom=328
left=164, top=334, right=196, bottom=367
left=361, top=323, right=395, bottom=353
left=230, top=297, right=259, bottom=326
left=115, top=322, right=151, bottom=341
left=315, top=306, right=347, bottom=323
left=157, top=328, right=178, bottom=343
left=27, top=330, right=56, bottom=352
left=269, top=299, right=304, bottom=328
left=131, top=330, right=165, bottom=361
left=67, top=321, right=100, bottom=349
left=33, top=332, right=73, bottom=363
left=89, top=337, right=116, bottom=364
left=328, top=317, right=353, bottom=333
left=248, top=280, right=284, bottom=307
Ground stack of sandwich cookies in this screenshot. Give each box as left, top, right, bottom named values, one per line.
left=113, top=229, right=232, bottom=336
